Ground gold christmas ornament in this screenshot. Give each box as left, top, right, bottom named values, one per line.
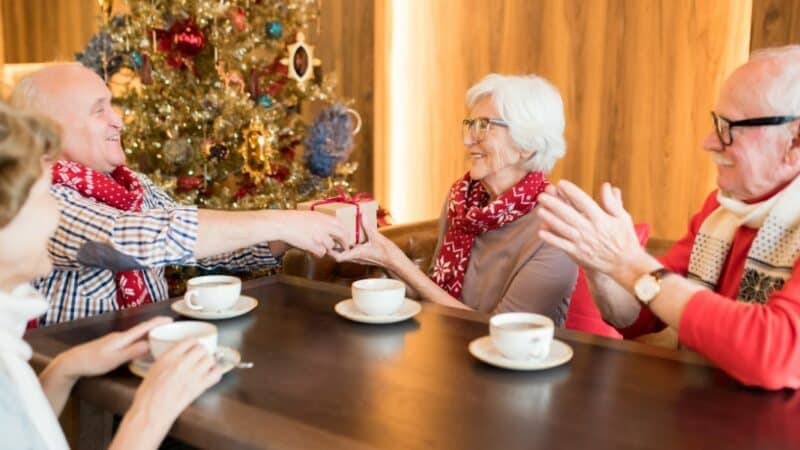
left=238, top=118, right=276, bottom=184
left=216, top=61, right=246, bottom=95
left=280, top=32, right=321, bottom=91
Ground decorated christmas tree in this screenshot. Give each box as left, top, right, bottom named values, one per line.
left=78, top=0, right=361, bottom=210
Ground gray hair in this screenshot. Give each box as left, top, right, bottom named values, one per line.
left=466, top=74, right=566, bottom=174
left=748, top=45, right=800, bottom=117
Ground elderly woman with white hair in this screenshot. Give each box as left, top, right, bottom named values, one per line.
left=336, top=73, right=577, bottom=322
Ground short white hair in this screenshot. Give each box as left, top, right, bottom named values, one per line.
left=748, top=45, right=800, bottom=116
left=466, top=74, right=566, bottom=174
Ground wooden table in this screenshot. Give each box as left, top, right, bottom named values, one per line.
left=26, top=275, right=800, bottom=450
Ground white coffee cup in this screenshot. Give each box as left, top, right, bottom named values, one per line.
left=184, top=275, right=241, bottom=312
left=148, top=321, right=218, bottom=359
left=490, top=312, right=554, bottom=360
left=351, top=278, right=405, bottom=316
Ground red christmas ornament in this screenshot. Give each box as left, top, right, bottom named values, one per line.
left=154, top=18, right=205, bottom=70
left=177, top=176, right=202, bottom=192
left=172, top=19, right=205, bottom=56
left=268, top=165, right=290, bottom=182
left=234, top=177, right=258, bottom=200
left=279, top=140, right=300, bottom=161
left=377, top=206, right=393, bottom=228
left=229, top=7, right=247, bottom=32
left=140, top=54, right=153, bottom=84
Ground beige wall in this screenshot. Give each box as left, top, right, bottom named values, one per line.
left=375, top=0, right=753, bottom=241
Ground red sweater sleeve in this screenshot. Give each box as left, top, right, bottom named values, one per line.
left=679, top=259, right=800, bottom=390
left=615, top=191, right=720, bottom=338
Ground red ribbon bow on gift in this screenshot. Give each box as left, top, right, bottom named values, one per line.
left=310, top=187, right=373, bottom=244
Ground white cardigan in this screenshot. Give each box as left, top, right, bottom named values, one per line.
left=0, top=284, right=68, bottom=450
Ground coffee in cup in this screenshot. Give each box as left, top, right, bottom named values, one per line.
left=351, top=278, right=405, bottom=316
left=148, top=321, right=218, bottom=359
left=490, top=312, right=554, bottom=360
left=184, top=275, right=241, bottom=312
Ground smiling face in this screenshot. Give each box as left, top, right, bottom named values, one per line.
left=33, top=66, right=125, bottom=173
left=463, top=96, right=527, bottom=194
left=703, top=59, right=800, bottom=200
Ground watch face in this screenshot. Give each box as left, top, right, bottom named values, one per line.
left=634, top=276, right=660, bottom=303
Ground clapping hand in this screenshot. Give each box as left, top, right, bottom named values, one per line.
left=536, top=180, right=644, bottom=278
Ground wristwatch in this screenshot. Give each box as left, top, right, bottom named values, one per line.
left=633, top=268, right=671, bottom=304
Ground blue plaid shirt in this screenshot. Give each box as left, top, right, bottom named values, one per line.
left=33, top=173, right=278, bottom=326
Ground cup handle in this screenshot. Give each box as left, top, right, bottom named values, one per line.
left=184, top=290, right=203, bottom=310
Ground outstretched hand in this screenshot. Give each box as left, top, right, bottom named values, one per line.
left=536, top=180, right=644, bottom=278
left=332, top=222, right=404, bottom=269
left=275, top=210, right=351, bottom=258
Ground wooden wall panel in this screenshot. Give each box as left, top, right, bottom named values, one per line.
left=751, top=0, right=800, bottom=50
left=311, top=0, right=375, bottom=193
left=375, top=0, right=753, bottom=241
left=0, top=0, right=103, bottom=63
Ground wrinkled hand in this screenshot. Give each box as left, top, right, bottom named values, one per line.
left=274, top=210, right=350, bottom=258
left=536, top=180, right=644, bottom=278
left=332, top=222, right=403, bottom=269
left=130, top=338, right=222, bottom=426
left=57, top=316, right=173, bottom=380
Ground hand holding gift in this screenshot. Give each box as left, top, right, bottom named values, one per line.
left=297, top=188, right=379, bottom=250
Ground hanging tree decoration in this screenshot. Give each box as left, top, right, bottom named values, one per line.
left=155, top=18, right=206, bottom=70
left=238, top=118, right=277, bottom=185
left=280, top=32, right=321, bottom=91
left=216, top=60, right=246, bottom=94
left=304, top=103, right=361, bottom=177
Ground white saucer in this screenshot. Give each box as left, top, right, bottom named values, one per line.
left=468, top=336, right=573, bottom=371
left=334, top=298, right=421, bottom=324
left=129, top=346, right=241, bottom=378
left=171, top=295, right=258, bottom=320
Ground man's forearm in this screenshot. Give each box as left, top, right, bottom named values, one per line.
left=594, top=249, right=704, bottom=330
left=195, top=210, right=283, bottom=259
left=586, top=269, right=642, bottom=327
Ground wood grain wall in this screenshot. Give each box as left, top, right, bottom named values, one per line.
left=311, top=0, right=374, bottom=194
left=375, top=0, right=753, bottom=241
left=0, top=0, right=104, bottom=63
left=751, top=0, right=800, bottom=50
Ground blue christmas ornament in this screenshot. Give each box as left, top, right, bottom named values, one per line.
left=130, top=51, right=143, bottom=69
left=75, top=15, right=128, bottom=78
left=258, top=95, right=273, bottom=108
left=266, top=21, right=283, bottom=39
left=304, top=104, right=356, bottom=177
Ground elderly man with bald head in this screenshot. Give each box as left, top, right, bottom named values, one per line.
left=11, top=64, right=349, bottom=325
left=536, top=46, right=800, bottom=389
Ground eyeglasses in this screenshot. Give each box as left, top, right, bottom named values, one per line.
left=711, top=111, right=799, bottom=146
left=462, top=117, right=508, bottom=142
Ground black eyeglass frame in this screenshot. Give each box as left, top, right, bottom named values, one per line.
left=711, top=111, right=800, bottom=146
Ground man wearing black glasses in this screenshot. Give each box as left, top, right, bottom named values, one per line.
left=536, top=45, right=800, bottom=389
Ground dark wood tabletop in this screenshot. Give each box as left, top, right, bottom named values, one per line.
left=25, top=275, right=800, bottom=450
